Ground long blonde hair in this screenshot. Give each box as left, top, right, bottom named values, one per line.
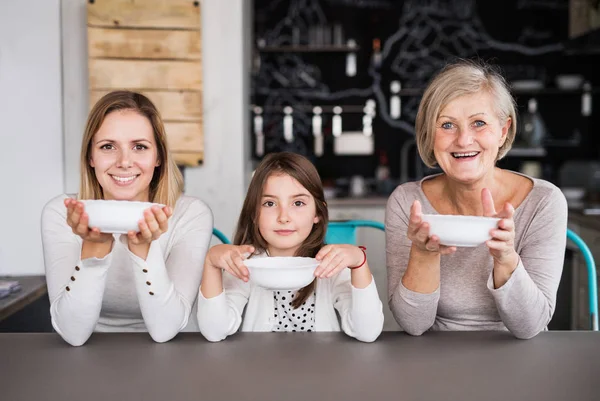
left=78, top=91, right=183, bottom=207
left=234, top=152, right=328, bottom=309
left=415, top=59, right=517, bottom=168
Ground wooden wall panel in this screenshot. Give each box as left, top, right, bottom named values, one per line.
left=172, top=152, right=204, bottom=166
left=88, top=0, right=200, bottom=29
left=89, top=59, right=202, bottom=91
left=88, top=27, right=201, bottom=60
left=90, top=90, right=202, bottom=121
left=87, top=0, right=203, bottom=165
left=164, top=122, right=204, bottom=152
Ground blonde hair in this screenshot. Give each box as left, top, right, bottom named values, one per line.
left=78, top=91, right=183, bottom=207
left=415, top=59, right=517, bottom=168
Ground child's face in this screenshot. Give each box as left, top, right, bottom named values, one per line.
left=258, top=173, right=319, bottom=257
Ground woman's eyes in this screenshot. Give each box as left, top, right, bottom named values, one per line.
left=293, top=200, right=306, bottom=207
left=98, top=144, right=148, bottom=150
left=263, top=201, right=275, bottom=207
left=440, top=121, right=486, bottom=129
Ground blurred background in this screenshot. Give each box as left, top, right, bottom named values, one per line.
left=1, top=0, right=599, bottom=332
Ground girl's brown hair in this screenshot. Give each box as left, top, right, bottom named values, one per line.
left=233, top=152, right=328, bottom=308
left=78, top=90, right=183, bottom=207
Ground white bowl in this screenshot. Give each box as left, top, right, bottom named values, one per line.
left=81, top=200, right=163, bottom=234
left=421, top=214, right=501, bottom=247
left=244, top=256, right=319, bottom=290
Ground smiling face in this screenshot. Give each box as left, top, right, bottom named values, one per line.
left=257, top=173, right=320, bottom=257
left=89, top=110, right=160, bottom=202
left=433, top=91, right=511, bottom=184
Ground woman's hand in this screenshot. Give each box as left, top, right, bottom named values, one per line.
left=407, top=200, right=456, bottom=255
left=482, top=188, right=519, bottom=271
left=64, top=198, right=113, bottom=243
left=207, top=244, right=254, bottom=282
left=314, top=244, right=365, bottom=278
left=127, top=205, right=172, bottom=246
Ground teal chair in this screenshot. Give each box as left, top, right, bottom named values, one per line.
left=211, top=221, right=386, bottom=245
left=325, top=220, right=385, bottom=245
left=212, top=228, right=231, bottom=244
left=567, top=228, right=598, bottom=331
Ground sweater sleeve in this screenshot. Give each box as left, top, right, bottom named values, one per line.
left=331, top=269, right=384, bottom=342
left=196, top=271, right=251, bottom=342
left=386, top=185, right=439, bottom=335
left=487, top=185, right=568, bottom=339
left=41, top=195, right=112, bottom=346
left=123, top=198, right=213, bottom=343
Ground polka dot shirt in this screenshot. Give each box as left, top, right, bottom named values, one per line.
left=272, top=290, right=316, bottom=332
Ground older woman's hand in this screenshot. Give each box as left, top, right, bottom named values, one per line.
left=482, top=188, right=519, bottom=271
left=407, top=200, right=456, bottom=255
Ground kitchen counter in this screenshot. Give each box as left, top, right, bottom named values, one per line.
left=0, top=275, right=47, bottom=322
left=326, top=196, right=388, bottom=207
left=569, top=208, right=600, bottom=232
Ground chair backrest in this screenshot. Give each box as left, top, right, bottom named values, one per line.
left=212, top=220, right=386, bottom=246
left=567, top=228, right=598, bottom=331
left=325, top=220, right=385, bottom=245
left=212, top=228, right=231, bottom=244
left=213, top=224, right=597, bottom=329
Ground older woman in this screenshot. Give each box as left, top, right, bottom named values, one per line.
left=386, top=60, right=567, bottom=339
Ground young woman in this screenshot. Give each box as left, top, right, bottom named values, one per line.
left=42, top=91, right=213, bottom=346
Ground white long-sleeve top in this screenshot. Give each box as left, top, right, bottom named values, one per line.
left=41, top=194, right=213, bottom=346
left=197, top=253, right=384, bottom=343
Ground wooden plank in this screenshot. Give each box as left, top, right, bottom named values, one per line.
left=165, top=122, right=203, bottom=153
left=88, top=27, right=201, bottom=60
left=89, top=59, right=202, bottom=90
left=173, top=152, right=204, bottom=166
left=570, top=0, right=590, bottom=38
left=88, top=0, right=200, bottom=30
left=90, top=90, right=202, bottom=121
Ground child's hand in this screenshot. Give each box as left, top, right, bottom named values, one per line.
left=206, top=244, right=254, bottom=282
left=314, top=244, right=364, bottom=278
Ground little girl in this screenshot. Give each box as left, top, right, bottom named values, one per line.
left=197, top=152, right=384, bottom=342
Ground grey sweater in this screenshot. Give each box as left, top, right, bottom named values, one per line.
left=385, top=175, right=568, bottom=339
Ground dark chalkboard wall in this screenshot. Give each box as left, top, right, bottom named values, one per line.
left=251, top=0, right=600, bottom=186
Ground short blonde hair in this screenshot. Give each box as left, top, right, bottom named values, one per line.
left=78, top=91, right=183, bottom=207
left=415, top=60, right=517, bottom=168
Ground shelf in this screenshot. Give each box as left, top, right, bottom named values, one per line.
left=257, top=45, right=360, bottom=53
left=395, top=88, right=600, bottom=97
left=506, top=147, right=547, bottom=157
left=397, top=89, right=424, bottom=96
left=251, top=104, right=368, bottom=113
left=512, top=88, right=600, bottom=95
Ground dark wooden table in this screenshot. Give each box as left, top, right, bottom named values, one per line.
left=0, top=276, right=47, bottom=321
left=1, top=331, right=599, bottom=401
